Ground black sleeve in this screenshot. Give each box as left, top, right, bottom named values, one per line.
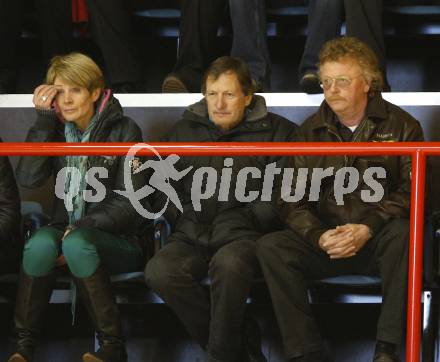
left=0, top=150, right=21, bottom=246
left=276, top=128, right=329, bottom=250
left=362, top=119, right=425, bottom=235
left=250, top=117, right=300, bottom=233
left=16, top=109, right=59, bottom=188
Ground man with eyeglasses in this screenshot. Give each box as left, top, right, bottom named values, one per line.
left=256, top=37, right=424, bottom=362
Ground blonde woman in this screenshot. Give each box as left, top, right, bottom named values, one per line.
left=9, top=53, right=149, bottom=362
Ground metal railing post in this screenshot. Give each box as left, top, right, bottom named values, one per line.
left=407, top=149, right=426, bottom=362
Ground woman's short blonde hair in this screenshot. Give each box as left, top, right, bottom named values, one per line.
left=46, top=52, right=105, bottom=92
left=318, top=36, right=383, bottom=94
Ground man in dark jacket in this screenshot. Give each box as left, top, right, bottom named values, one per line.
left=257, top=37, right=424, bottom=362
left=0, top=141, right=21, bottom=275
left=146, top=56, right=298, bottom=362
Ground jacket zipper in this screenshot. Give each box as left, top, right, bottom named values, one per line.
left=349, top=120, right=368, bottom=166
left=327, top=119, right=368, bottom=167
left=328, top=120, right=368, bottom=224
left=327, top=128, right=348, bottom=167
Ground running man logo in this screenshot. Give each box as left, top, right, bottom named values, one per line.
left=115, top=143, right=193, bottom=219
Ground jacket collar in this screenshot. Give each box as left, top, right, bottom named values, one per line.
left=309, top=92, right=388, bottom=132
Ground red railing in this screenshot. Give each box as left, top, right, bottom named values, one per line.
left=1, top=141, right=439, bottom=362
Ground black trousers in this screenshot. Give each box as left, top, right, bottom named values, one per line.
left=175, top=0, right=270, bottom=91
left=299, top=0, right=387, bottom=86
left=174, top=0, right=226, bottom=91
left=256, top=218, right=409, bottom=359
left=85, top=0, right=142, bottom=85
left=0, top=245, right=19, bottom=275
left=36, top=0, right=142, bottom=85
left=0, top=0, right=142, bottom=90
left=145, top=238, right=259, bottom=362
left=0, top=0, right=72, bottom=91
left=35, top=0, right=72, bottom=65
left=2, top=0, right=80, bottom=72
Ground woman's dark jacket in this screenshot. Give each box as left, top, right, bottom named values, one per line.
left=16, top=91, right=150, bottom=245
left=0, top=138, right=21, bottom=274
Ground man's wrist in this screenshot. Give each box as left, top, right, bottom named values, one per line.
left=363, top=224, right=373, bottom=239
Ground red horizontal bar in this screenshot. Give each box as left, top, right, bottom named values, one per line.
left=0, top=142, right=439, bottom=156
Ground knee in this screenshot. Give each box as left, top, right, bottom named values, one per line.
left=256, top=231, right=284, bottom=260
left=23, top=232, right=58, bottom=276
left=62, top=228, right=98, bottom=276
left=144, top=253, right=177, bottom=291
left=62, top=229, right=96, bottom=259
left=383, top=218, right=409, bottom=242
left=378, top=218, right=410, bottom=255
left=312, top=0, right=337, bottom=10
left=209, top=246, right=256, bottom=280
left=256, top=230, right=306, bottom=271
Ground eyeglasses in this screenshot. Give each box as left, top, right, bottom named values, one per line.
left=320, top=75, right=363, bottom=90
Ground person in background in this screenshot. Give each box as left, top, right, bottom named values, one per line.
left=0, top=0, right=144, bottom=94
left=299, top=0, right=389, bottom=94
left=84, top=0, right=145, bottom=92
left=162, top=0, right=270, bottom=93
